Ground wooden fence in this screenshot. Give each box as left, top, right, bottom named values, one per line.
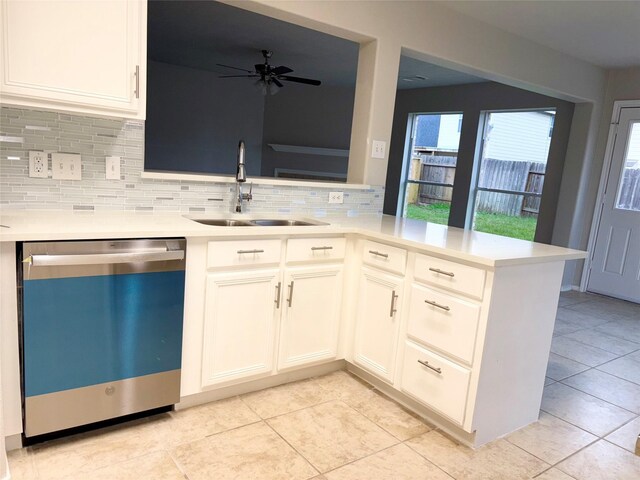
left=412, top=155, right=546, bottom=217
left=617, top=166, right=640, bottom=211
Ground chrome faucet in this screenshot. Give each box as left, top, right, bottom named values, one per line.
left=235, top=140, right=252, bottom=213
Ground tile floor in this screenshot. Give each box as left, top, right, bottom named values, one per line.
left=7, top=291, right=640, bottom=480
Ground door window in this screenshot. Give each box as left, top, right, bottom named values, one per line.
left=615, top=121, right=640, bottom=211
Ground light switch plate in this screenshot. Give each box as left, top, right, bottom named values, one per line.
left=28, top=151, right=48, bottom=178
left=106, top=156, right=121, bottom=180
left=51, top=153, right=81, bottom=180
left=372, top=140, right=386, bottom=159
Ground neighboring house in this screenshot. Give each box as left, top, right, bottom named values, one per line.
left=414, top=111, right=555, bottom=164
left=483, top=111, right=554, bottom=164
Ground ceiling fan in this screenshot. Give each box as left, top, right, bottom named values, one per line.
left=217, top=49, right=322, bottom=95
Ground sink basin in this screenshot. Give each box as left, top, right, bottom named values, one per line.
left=250, top=219, right=323, bottom=227
left=192, top=219, right=255, bottom=227
left=188, top=217, right=329, bottom=227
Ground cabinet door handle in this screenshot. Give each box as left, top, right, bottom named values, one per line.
left=424, top=299, right=451, bottom=311
left=311, top=246, right=333, bottom=251
left=287, top=281, right=295, bottom=307
left=134, top=65, right=140, bottom=99
left=429, top=267, right=455, bottom=277
left=237, top=249, right=264, bottom=255
left=369, top=250, right=389, bottom=258
left=417, top=359, right=442, bottom=374
left=274, top=282, right=281, bottom=309
left=389, top=290, right=399, bottom=317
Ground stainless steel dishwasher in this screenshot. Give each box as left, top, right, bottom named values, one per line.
left=20, top=239, right=186, bottom=438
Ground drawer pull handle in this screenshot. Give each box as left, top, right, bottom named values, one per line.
left=424, top=299, right=451, bottom=311
left=369, top=250, right=389, bottom=259
left=417, top=359, right=442, bottom=374
left=275, top=282, right=282, bottom=309
left=389, top=290, right=399, bottom=317
left=429, top=267, right=455, bottom=277
left=287, top=281, right=295, bottom=307
left=237, top=249, right=264, bottom=255
left=311, top=246, right=333, bottom=251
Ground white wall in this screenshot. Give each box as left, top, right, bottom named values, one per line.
left=225, top=1, right=610, bottom=288
left=227, top=0, right=606, bottom=186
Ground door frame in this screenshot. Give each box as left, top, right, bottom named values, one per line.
left=580, top=99, right=640, bottom=292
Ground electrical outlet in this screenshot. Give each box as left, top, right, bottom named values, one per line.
left=372, top=140, right=386, bottom=159
left=106, top=156, right=121, bottom=180
left=329, top=192, right=344, bottom=204
left=29, top=151, right=49, bottom=178
left=51, top=153, right=82, bottom=180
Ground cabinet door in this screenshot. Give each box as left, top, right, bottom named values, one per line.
left=278, top=265, right=343, bottom=370
left=0, top=0, right=145, bottom=118
left=353, top=267, right=403, bottom=383
left=201, top=270, right=280, bottom=388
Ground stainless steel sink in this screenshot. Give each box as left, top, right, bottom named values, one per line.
left=188, top=217, right=328, bottom=227
left=191, top=219, right=255, bottom=227
left=250, top=219, right=322, bottom=227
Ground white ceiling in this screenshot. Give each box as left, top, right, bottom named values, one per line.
left=438, top=1, right=640, bottom=69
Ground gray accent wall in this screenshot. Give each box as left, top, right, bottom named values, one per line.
left=261, top=84, right=355, bottom=179
left=144, top=61, right=265, bottom=176
left=385, top=81, right=575, bottom=244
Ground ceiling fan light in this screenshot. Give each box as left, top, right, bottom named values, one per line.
left=268, top=80, right=280, bottom=95
left=253, top=79, right=267, bottom=95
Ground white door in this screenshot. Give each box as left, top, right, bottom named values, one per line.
left=589, top=107, right=640, bottom=303
left=277, top=265, right=343, bottom=370
left=201, top=270, right=280, bottom=387
left=353, top=267, right=404, bottom=383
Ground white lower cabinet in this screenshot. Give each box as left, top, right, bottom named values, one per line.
left=278, top=265, right=343, bottom=370
left=401, top=340, right=471, bottom=424
left=200, top=237, right=346, bottom=389
left=353, top=267, right=404, bottom=383
left=201, top=269, right=280, bottom=387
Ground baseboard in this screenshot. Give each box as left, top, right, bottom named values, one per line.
left=177, top=360, right=346, bottom=410
left=4, top=435, right=21, bottom=452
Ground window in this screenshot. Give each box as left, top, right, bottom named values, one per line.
left=399, top=113, right=463, bottom=225
left=470, top=110, right=556, bottom=241
left=615, top=121, right=640, bottom=211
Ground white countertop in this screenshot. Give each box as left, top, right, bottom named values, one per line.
left=0, top=210, right=586, bottom=267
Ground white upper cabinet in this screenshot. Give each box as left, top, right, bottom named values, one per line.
left=0, top=0, right=146, bottom=119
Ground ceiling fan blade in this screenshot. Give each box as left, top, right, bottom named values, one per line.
left=219, top=75, right=259, bottom=78
left=216, top=63, right=253, bottom=73
left=271, top=65, right=293, bottom=75
left=272, top=77, right=284, bottom=88
left=278, top=75, right=321, bottom=86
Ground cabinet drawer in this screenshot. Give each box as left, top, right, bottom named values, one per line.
left=362, top=240, right=407, bottom=275
left=413, top=254, right=485, bottom=299
left=407, top=284, right=480, bottom=365
left=401, top=341, right=471, bottom=425
left=286, top=237, right=346, bottom=264
left=207, top=239, right=281, bottom=269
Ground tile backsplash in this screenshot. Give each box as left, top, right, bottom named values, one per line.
left=0, top=106, right=383, bottom=217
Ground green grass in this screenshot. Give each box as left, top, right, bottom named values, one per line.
left=406, top=203, right=538, bottom=241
